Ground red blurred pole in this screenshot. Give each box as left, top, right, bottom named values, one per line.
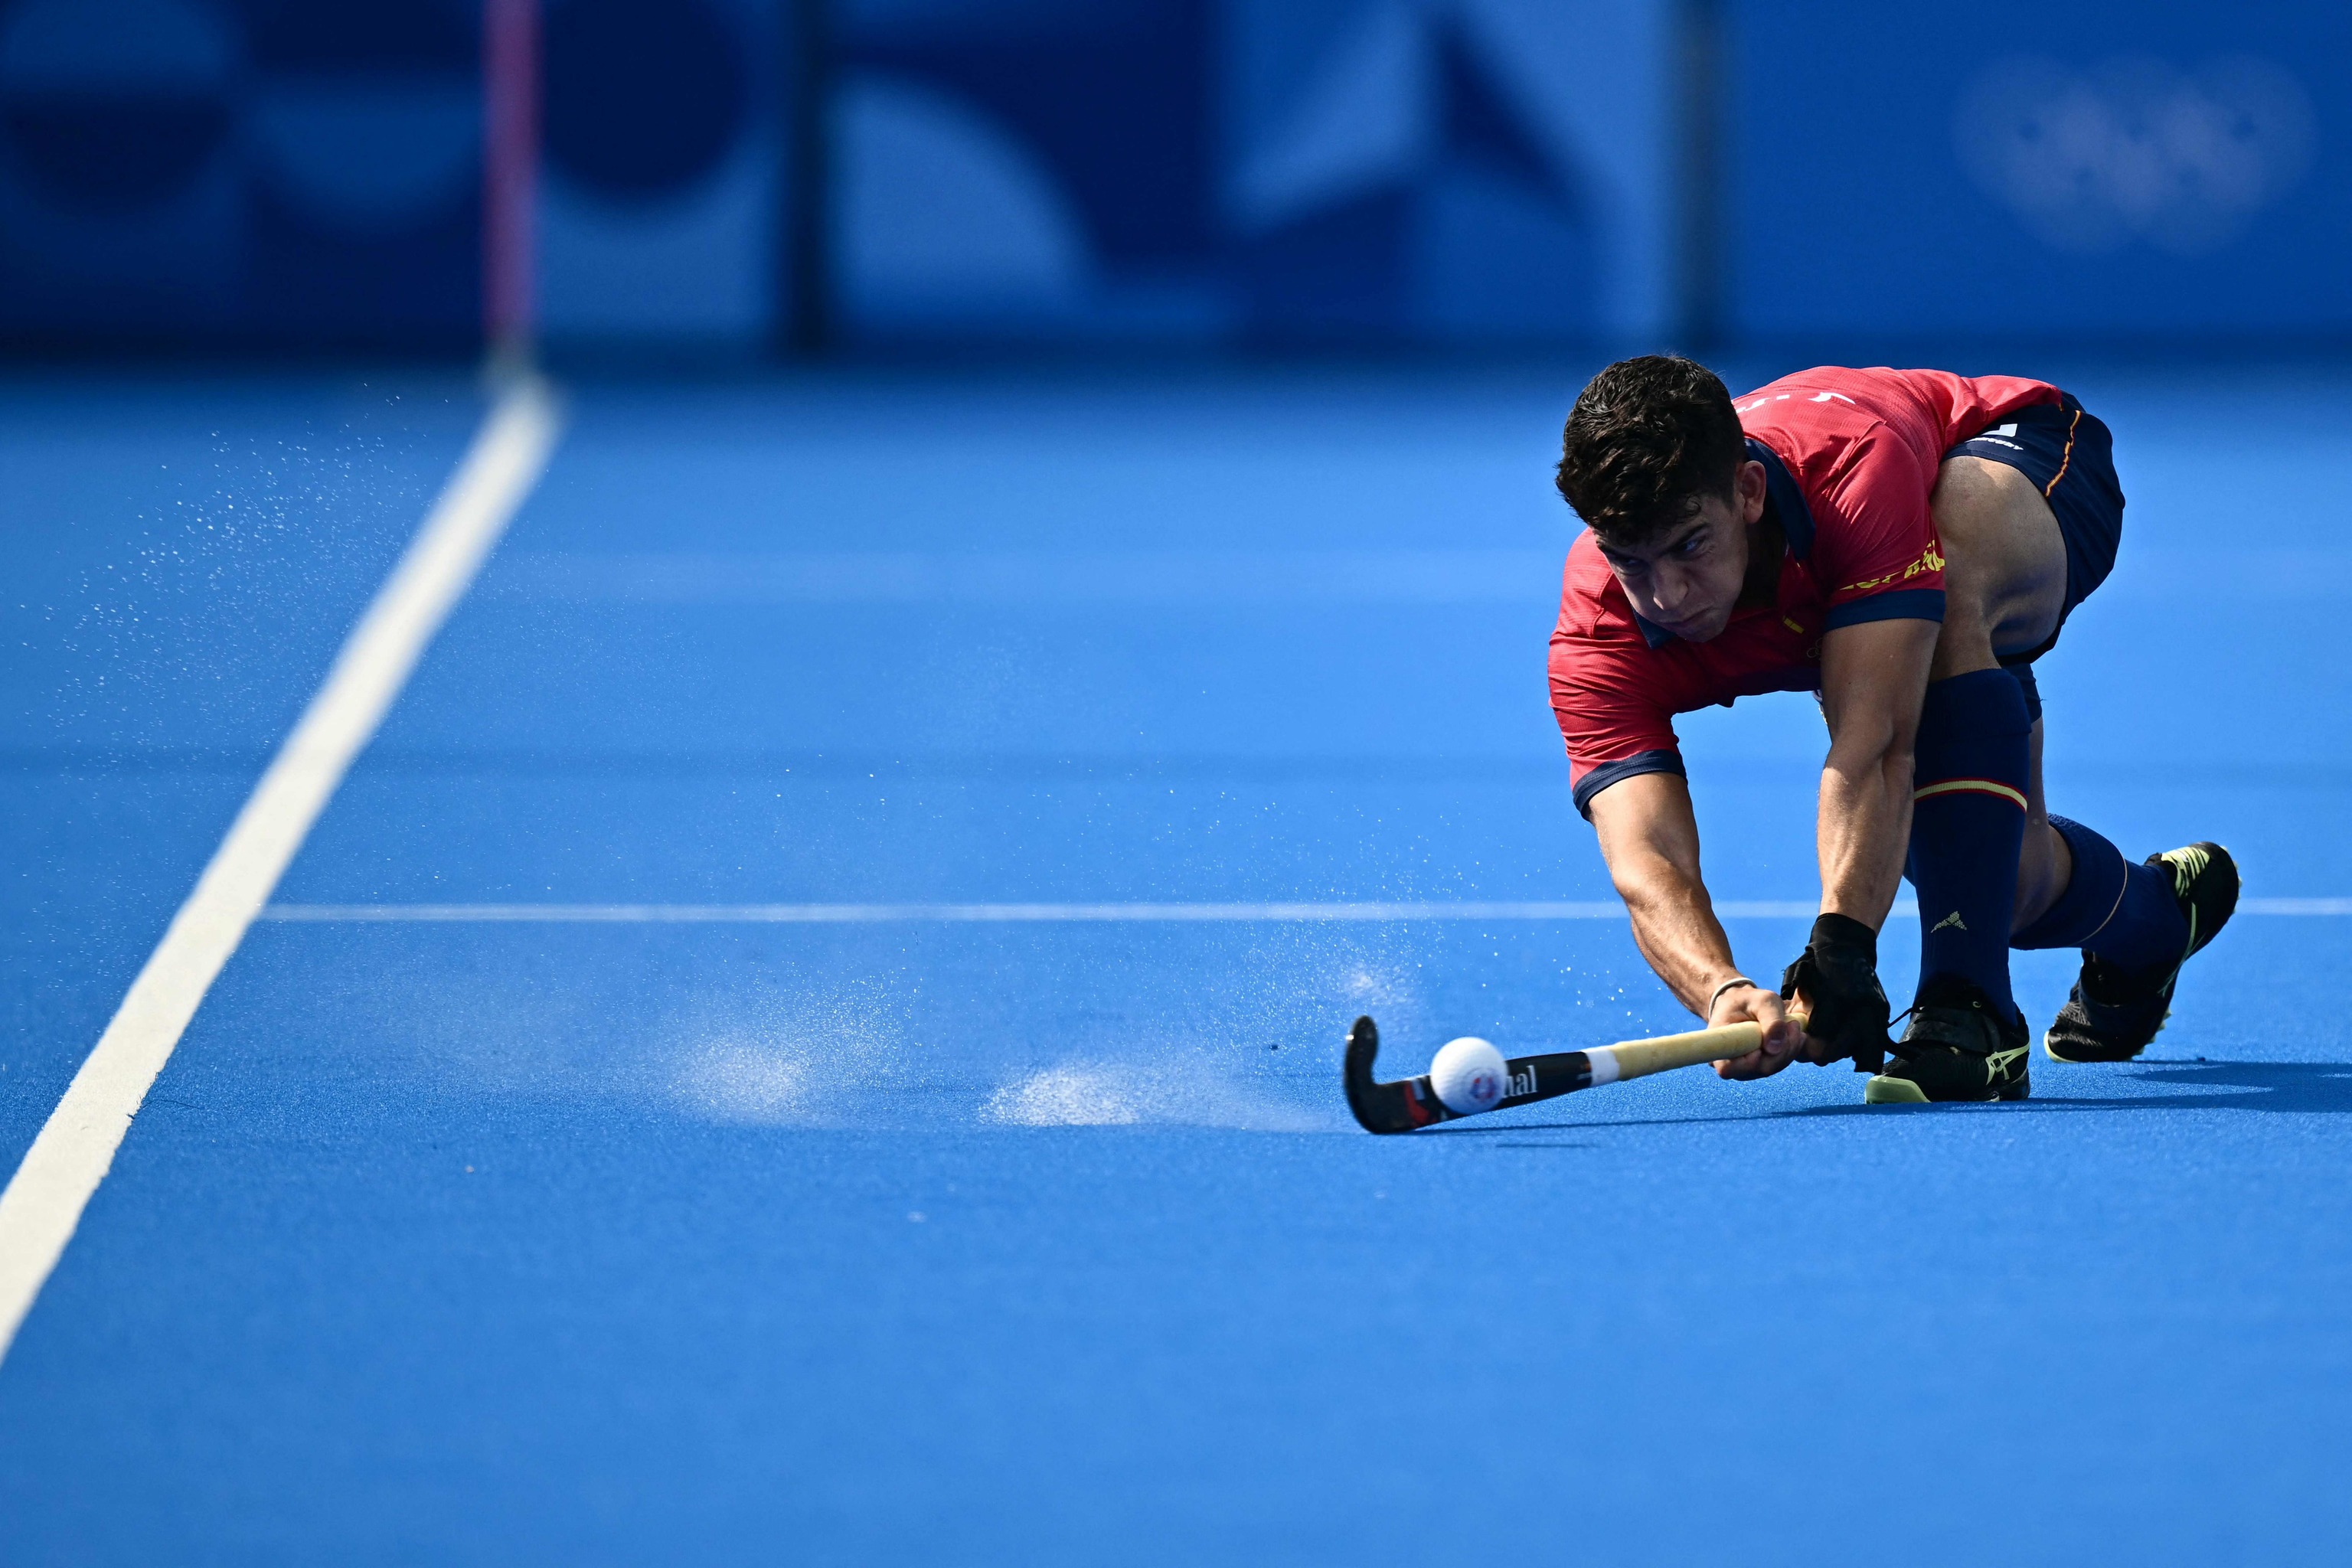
left=483, top=0, right=539, bottom=369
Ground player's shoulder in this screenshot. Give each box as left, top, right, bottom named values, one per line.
left=1733, top=366, right=1906, bottom=435
left=1736, top=364, right=1984, bottom=403
left=1730, top=369, right=1899, bottom=497
left=1737, top=365, right=2060, bottom=448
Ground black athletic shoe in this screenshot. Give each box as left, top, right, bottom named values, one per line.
left=1865, top=975, right=2032, bottom=1104
left=2043, top=841, right=2239, bottom=1064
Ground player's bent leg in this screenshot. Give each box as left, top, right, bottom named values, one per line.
left=1867, top=463, right=2056, bottom=1106
left=2020, top=835, right=2239, bottom=1063
left=2001, top=681, right=2237, bottom=1062
left=2011, top=709, right=2073, bottom=932
left=1930, top=395, right=2230, bottom=1063
left=1926, top=456, right=2067, bottom=681
left=1867, top=668, right=2035, bottom=1105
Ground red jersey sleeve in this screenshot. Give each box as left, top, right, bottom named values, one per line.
left=1547, top=626, right=1685, bottom=819
left=1804, top=425, right=1947, bottom=631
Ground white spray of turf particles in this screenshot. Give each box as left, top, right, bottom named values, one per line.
left=972, top=926, right=1434, bottom=1132
left=665, top=976, right=910, bottom=1126
left=982, top=1066, right=1143, bottom=1126
left=321, top=946, right=917, bottom=1128
left=981, top=1056, right=1325, bottom=1131
left=292, top=923, right=1455, bottom=1135
left=674, top=1040, right=817, bottom=1123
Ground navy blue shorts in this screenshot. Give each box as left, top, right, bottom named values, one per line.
left=1942, top=392, right=2124, bottom=723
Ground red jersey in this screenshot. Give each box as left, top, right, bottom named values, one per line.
left=1550, top=366, right=2061, bottom=817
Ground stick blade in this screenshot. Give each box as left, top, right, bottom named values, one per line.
left=1342, top=1014, right=1445, bottom=1135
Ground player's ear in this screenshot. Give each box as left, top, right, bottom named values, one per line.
left=1735, top=460, right=1768, bottom=524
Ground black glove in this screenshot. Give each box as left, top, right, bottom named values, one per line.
left=1781, top=913, right=1891, bottom=1073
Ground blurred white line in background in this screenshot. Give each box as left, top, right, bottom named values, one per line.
left=266, top=900, right=1644, bottom=923
left=492, top=549, right=1564, bottom=605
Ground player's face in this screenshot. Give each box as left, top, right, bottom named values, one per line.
left=1595, top=463, right=1769, bottom=642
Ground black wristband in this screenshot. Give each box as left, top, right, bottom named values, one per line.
left=1802, top=912, right=1877, bottom=972
left=1780, top=912, right=1891, bottom=1073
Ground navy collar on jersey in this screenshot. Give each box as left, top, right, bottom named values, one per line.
left=1627, top=437, right=1818, bottom=649
left=1748, top=436, right=1815, bottom=559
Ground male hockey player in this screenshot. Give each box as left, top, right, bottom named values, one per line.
left=1548, top=356, right=2237, bottom=1102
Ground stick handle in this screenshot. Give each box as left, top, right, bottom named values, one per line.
left=1585, top=1008, right=1808, bottom=1086
left=1584, top=1023, right=1758, bottom=1085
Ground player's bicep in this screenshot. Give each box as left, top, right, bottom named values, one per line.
left=1818, top=616, right=1938, bottom=760
left=1589, top=769, right=1704, bottom=891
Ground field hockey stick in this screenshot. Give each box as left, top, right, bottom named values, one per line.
left=1342, top=1010, right=1808, bottom=1135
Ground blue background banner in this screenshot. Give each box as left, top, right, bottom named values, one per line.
left=1729, top=0, right=2352, bottom=342
left=0, top=0, right=2341, bottom=351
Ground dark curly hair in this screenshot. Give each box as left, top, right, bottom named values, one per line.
left=1554, top=355, right=1746, bottom=545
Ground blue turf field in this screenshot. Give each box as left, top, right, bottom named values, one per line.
left=2, top=364, right=2348, bottom=1563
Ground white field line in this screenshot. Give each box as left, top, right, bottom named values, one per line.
left=260, top=900, right=1784, bottom=923
left=0, top=377, right=564, bottom=1363
left=254, top=896, right=2352, bottom=924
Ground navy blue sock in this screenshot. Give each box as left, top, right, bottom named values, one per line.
left=1904, top=669, right=2033, bottom=1023
left=2010, top=815, right=2188, bottom=972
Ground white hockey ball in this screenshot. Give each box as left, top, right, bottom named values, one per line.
left=1429, top=1036, right=1510, bottom=1115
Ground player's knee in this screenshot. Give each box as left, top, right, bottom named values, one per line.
left=1928, top=601, right=1996, bottom=681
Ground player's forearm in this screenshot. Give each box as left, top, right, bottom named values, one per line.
left=1612, top=852, right=1745, bottom=1018
left=1589, top=773, right=1749, bottom=1018
left=1812, top=617, right=1936, bottom=933
left=1816, top=741, right=1913, bottom=928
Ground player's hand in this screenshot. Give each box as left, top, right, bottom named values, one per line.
left=1710, top=983, right=1815, bottom=1080
left=1779, top=913, right=1893, bottom=1072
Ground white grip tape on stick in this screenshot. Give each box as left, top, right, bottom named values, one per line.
left=0, top=376, right=562, bottom=1363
